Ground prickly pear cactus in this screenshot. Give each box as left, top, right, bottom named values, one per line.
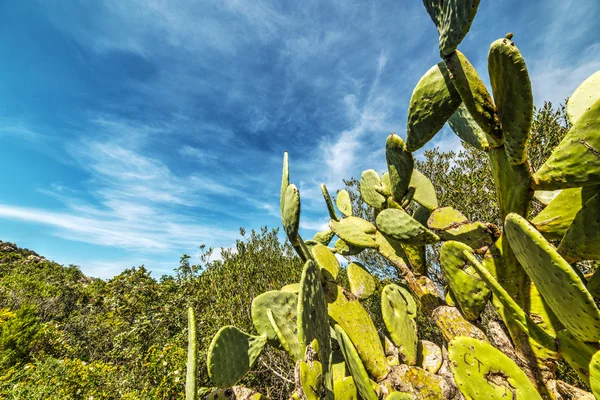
left=381, top=284, right=418, bottom=365
left=448, top=337, right=543, bottom=400
left=207, top=326, right=267, bottom=388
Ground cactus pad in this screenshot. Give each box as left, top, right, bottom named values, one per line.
left=297, top=261, right=331, bottom=375
left=321, top=184, right=339, bottom=221
left=409, top=169, right=438, bottom=210
left=360, top=169, right=386, bottom=209
left=347, top=262, right=376, bottom=299
left=427, top=207, right=468, bottom=230
left=334, top=238, right=364, bottom=256
left=334, top=325, right=379, bottom=400
left=267, top=309, right=302, bottom=361
left=534, top=98, right=600, bottom=190
left=505, top=213, right=600, bottom=342
left=567, top=70, right=600, bottom=125
left=386, top=134, right=415, bottom=200
left=311, top=243, right=340, bottom=282
left=299, top=356, right=324, bottom=400
left=336, top=189, right=353, bottom=217
left=326, top=283, right=390, bottom=380
left=590, top=349, right=600, bottom=399
left=207, top=326, right=267, bottom=388
left=313, top=229, right=336, bottom=246
left=557, top=329, right=600, bottom=385
left=531, top=186, right=599, bottom=240
left=376, top=208, right=439, bottom=245
left=557, top=192, right=600, bottom=263
left=406, top=63, right=461, bottom=151
left=423, top=0, right=481, bottom=57
left=488, top=147, right=533, bottom=217
left=251, top=290, right=298, bottom=348
left=448, top=337, right=543, bottom=400
left=439, top=241, right=490, bottom=321
left=444, top=50, right=500, bottom=145
left=330, top=217, right=378, bottom=249
left=333, top=377, right=358, bottom=400
left=381, top=284, right=418, bottom=365
left=282, top=184, right=300, bottom=240
left=448, top=103, right=490, bottom=151
left=488, top=37, right=533, bottom=165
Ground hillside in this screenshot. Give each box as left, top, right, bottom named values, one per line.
left=0, top=230, right=304, bottom=399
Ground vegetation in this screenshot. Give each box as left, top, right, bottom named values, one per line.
left=202, top=0, right=600, bottom=398
left=1, top=0, right=599, bottom=399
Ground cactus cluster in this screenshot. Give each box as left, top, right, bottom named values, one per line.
left=196, top=0, right=600, bottom=399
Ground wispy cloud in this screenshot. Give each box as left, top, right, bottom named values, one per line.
left=1, top=0, right=598, bottom=278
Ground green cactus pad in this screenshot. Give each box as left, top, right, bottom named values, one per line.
left=406, top=63, right=461, bottom=151
left=488, top=147, right=533, bottom=218
left=207, top=326, right=267, bottom=388
left=334, top=238, right=364, bottom=256
left=427, top=207, right=468, bottom=230
left=297, top=261, right=332, bottom=377
left=330, top=218, right=378, bottom=249
left=333, top=377, right=358, bottom=400
left=311, top=243, right=340, bottom=282
left=567, top=70, right=600, bottom=125
left=505, top=213, right=600, bottom=342
left=281, top=283, right=300, bottom=294
left=281, top=152, right=289, bottom=216
left=381, top=172, right=392, bottom=195
left=558, top=192, right=600, bottom=263
left=251, top=290, right=298, bottom=348
left=376, top=208, right=439, bottom=245
left=534, top=98, right=600, bottom=190
left=488, top=37, right=533, bottom=165
left=448, top=103, right=490, bottom=151
left=531, top=186, right=599, bottom=240
left=375, top=232, right=425, bottom=275
left=439, top=241, right=490, bottom=321
left=386, top=134, right=414, bottom=200
left=444, top=50, right=501, bottom=146
left=336, top=189, right=353, bottom=217
left=313, top=229, right=336, bottom=246
left=423, top=0, right=480, bottom=57
left=321, top=184, right=339, bottom=222
left=360, top=169, right=387, bottom=209
left=186, top=307, right=197, bottom=400
left=590, top=350, right=600, bottom=399
left=448, top=337, right=543, bottom=400
left=299, top=358, right=324, bottom=400
left=334, top=325, right=378, bottom=400
left=557, top=329, right=600, bottom=385
left=326, top=283, right=390, bottom=380
left=282, top=184, right=300, bottom=240
left=533, top=189, right=561, bottom=205
left=381, top=284, right=418, bottom=365
left=266, top=309, right=302, bottom=361
left=347, top=262, right=376, bottom=299
left=409, top=169, right=438, bottom=210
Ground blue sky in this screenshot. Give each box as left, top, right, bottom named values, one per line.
left=0, top=0, right=598, bottom=278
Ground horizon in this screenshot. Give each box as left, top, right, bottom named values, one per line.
left=1, top=0, right=599, bottom=278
